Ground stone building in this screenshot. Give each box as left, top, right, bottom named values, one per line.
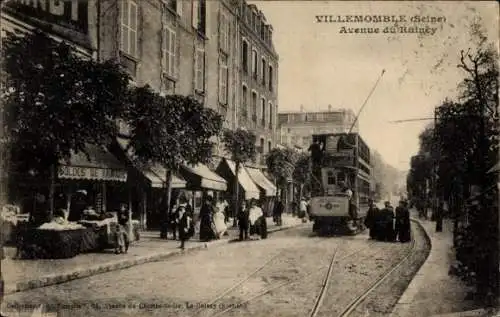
left=278, top=105, right=358, bottom=150
left=237, top=1, right=279, bottom=167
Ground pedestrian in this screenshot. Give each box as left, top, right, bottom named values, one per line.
left=199, top=195, right=216, bottom=242
left=159, top=197, right=169, bottom=239
left=395, top=200, right=411, bottom=243
left=273, top=200, right=284, bottom=226
left=213, top=202, right=227, bottom=238
left=435, top=201, right=444, bottom=232
left=238, top=200, right=250, bottom=241
left=299, top=197, right=308, bottom=222
left=115, top=204, right=130, bottom=254
left=177, top=195, right=194, bottom=250
left=380, top=201, right=396, bottom=242
left=248, top=199, right=264, bottom=239
left=364, top=199, right=379, bottom=239
left=169, top=200, right=179, bottom=240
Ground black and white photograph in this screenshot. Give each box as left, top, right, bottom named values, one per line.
left=0, top=0, right=498, bottom=316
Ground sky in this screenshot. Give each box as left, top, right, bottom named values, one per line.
left=250, top=1, right=499, bottom=171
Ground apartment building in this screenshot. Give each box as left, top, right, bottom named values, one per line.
left=278, top=106, right=359, bottom=150
left=238, top=1, right=279, bottom=166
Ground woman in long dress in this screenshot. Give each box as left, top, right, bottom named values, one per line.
left=213, top=203, right=227, bottom=238
left=199, top=196, right=216, bottom=242
left=395, top=201, right=411, bottom=242
left=248, top=199, right=264, bottom=239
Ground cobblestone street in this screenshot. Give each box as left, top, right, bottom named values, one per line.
left=3, top=223, right=429, bottom=317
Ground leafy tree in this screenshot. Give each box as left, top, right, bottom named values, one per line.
left=124, top=85, right=223, bottom=236
left=221, top=128, right=257, bottom=226
left=1, top=29, right=130, bottom=215
left=292, top=153, right=311, bottom=199
left=266, top=147, right=298, bottom=204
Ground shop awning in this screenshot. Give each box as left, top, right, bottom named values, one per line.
left=181, top=163, right=227, bottom=191
left=246, top=167, right=277, bottom=197
left=224, top=159, right=260, bottom=200
left=146, top=164, right=186, bottom=189
left=488, top=162, right=500, bottom=173
left=115, top=137, right=185, bottom=188
left=58, top=145, right=128, bottom=182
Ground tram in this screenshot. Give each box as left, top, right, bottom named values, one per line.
left=308, top=132, right=373, bottom=235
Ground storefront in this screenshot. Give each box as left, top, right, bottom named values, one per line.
left=179, top=163, right=228, bottom=214
left=143, top=164, right=186, bottom=230
left=216, top=159, right=260, bottom=205
left=246, top=167, right=278, bottom=216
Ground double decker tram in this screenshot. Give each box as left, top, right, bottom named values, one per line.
left=309, top=133, right=372, bottom=235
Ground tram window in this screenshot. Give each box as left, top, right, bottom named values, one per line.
left=327, top=171, right=336, bottom=185
left=337, top=173, right=345, bottom=183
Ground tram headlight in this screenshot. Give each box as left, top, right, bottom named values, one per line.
left=325, top=203, right=333, bottom=210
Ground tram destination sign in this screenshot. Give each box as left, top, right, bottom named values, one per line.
left=58, top=166, right=127, bottom=182
left=5, top=0, right=89, bottom=34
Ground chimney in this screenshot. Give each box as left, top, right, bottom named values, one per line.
left=328, top=104, right=332, bottom=112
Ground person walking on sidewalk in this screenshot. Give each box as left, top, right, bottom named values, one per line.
left=248, top=199, right=264, bottom=239
left=177, top=195, right=194, bottom=250
left=299, top=197, right=308, bottom=222
left=115, top=204, right=130, bottom=254
left=199, top=195, right=216, bottom=242
left=364, top=199, right=379, bottom=239
left=435, top=200, right=444, bottom=232
left=273, top=200, right=284, bottom=226
left=238, top=200, right=250, bottom=241
left=395, top=200, right=411, bottom=243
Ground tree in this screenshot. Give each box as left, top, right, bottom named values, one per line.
left=221, top=128, right=257, bottom=227
left=1, top=29, right=131, bottom=216
left=293, top=153, right=311, bottom=199
left=125, top=86, right=223, bottom=237
left=266, top=147, right=299, bottom=205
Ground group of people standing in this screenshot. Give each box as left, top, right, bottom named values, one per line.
left=364, top=200, right=411, bottom=243
left=237, top=199, right=268, bottom=241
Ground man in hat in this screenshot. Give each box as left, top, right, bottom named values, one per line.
left=364, top=199, right=379, bottom=239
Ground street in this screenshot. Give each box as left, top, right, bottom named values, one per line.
left=3, top=222, right=429, bottom=317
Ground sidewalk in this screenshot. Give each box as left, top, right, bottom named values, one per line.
left=2, top=215, right=303, bottom=295
left=390, top=212, right=484, bottom=317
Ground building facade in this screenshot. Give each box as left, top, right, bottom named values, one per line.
left=278, top=106, right=358, bottom=150
left=237, top=1, right=279, bottom=167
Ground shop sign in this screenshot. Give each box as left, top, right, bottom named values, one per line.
left=58, top=166, right=127, bottom=182
left=5, top=0, right=89, bottom=34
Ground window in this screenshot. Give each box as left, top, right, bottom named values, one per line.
left=194, top=48, right=205, bottom=92
left=241, top=85, right=248, bottom=117
left=192, top=0, right=206, bottom=34
left=162, top=27, right=176, bottom=77
left=261, top=97, right=266, bottom=127
left=268, top=65, right=273, bottom=91
left=327, top=171, right=336, bottom=185
left=251, top=49, right=257, bottom=79
left=261, top=58, right=266, bottom=86
left=260, top=138, right=264, bottom=154
left=219, top=54, right=228, bottom=105
left=268, top=141, right=272, bottom=153
left=120, top=0, right=137, bottom=57
left=219, top=12, right=229, bottom=53
left=241, top=40, right=249, bottom=73
left=252, top=91, right=257, bottom=121
left=269, top=101, right=273, bottom=129
left=164, top=0, right=182, bottom=15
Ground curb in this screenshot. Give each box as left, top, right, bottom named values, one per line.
left=388, top=217, right=434, bottom=317
left=5, top=221, right=303, bottom=295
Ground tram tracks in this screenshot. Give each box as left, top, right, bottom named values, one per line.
left=202, top=221, right=424, bottom=317
left=201, top=240, right=378, bottom=317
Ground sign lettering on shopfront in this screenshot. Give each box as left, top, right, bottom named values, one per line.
left=6, top=0, right=89, bottom=34
left=58, top=166, right=127, bottom=182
